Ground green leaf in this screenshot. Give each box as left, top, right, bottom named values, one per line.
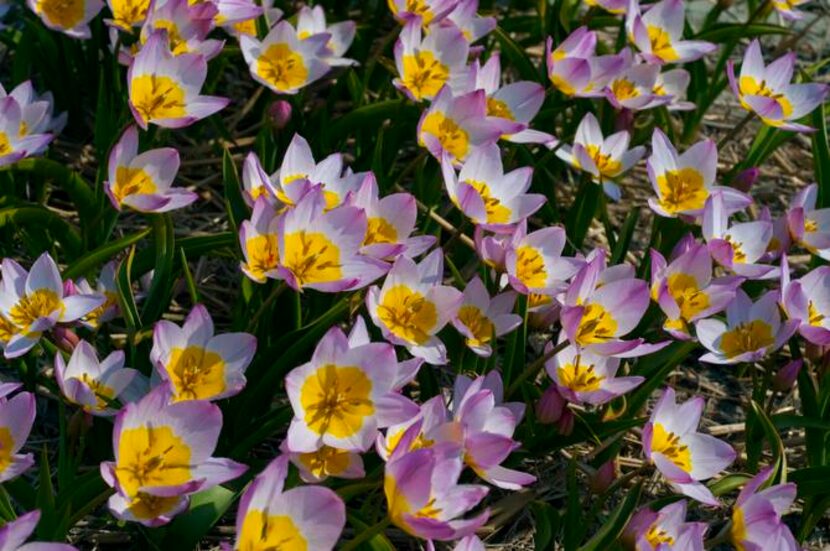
left=626, top=341, right=698, bottom=416
left=812, top=102, right=830, bottom=208
left=161, top=486, right=237, bottom=549
left=790, top=467, right=830, bottom=498
left=35, top=447, right=57, bottom=540
left=179, top=247, right=200, bottom=305
left=710, top=473, right=752, bottom=496
left=116, top=245, right=142, bottom=334
left=610, top=207, right=640, bottom=265
left=325, top=100, right=418, bottom=147
left=223, top=148, right=249, bottom=235
left=532, top=501, right=559, bottom=551
left=0, top=205, right=82, bottom=258
left=140, top=214, right=175, bottom=323
left=565, top=179, right=600, bottom=253
left=693, top=22, right=790, bottom=42
left=749, top=400, right=787, bottom=482
left=578, top=482, right=642, bottom=551
left=62, top=227, right=151, bottom=280
left=494, top=26, right=542, bottom=83
left=564, top=460, right=583, bottom=551
left=344, top=513, right=395, bottom=551
left=2, top=159, right=96, bottom=224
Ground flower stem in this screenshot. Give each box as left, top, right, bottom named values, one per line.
left=246, top=282, right=287, bottom=331
left=717, top=111, right=756, bottom=151
left=506, top=339, right=571, bottom=399
left=340, top=516, right=392, bottom=551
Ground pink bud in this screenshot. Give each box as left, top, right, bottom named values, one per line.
left=589, top=459, right=617, bottom=494
left=733, top=167, right=760, bottom=193
left=557, top=408, right=575, bottom=436
left=53, top=327, right=80, bottom=352
left=537, top=385, right=566, bottom=424
left=268, top=100, right=292, bottom=130
left=773, top=359, right=802, bottom=392
left=614, top=108, right=634, bottom=134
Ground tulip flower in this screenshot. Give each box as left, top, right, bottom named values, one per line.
left=546, top=28, right=628, bottom=98
left=27, top=0, right=103, bottom=38
left=105, top=126, right=196, bottom=212
left=781, top=256, right=830, bottom=346
left=241, top=20, right=334, bottom=95
left=393, top=20, right=469, bottom=102
left=277, top=187, right=389, bottom=292
left=151, top=304, right=256, bottom=402
left=296, top=5, right=356, bottom=66
left=1, top=80, right=67, bottom=142
left=212, top=0, right=265, bottom=34
left=585, top=0, right=627, bottom=14
left=417, top=86, right=522, bottom=165
left=561, top=253, right=663, bottom=357
left=728, top=39, right=829, bottom=132
left=697, top=290, right=797, bottom=364
left=441, top=144, right=546, bottom=230
left=240, top=152, right=275, bottom=207
left=702, top=193, right=777, bottom=279
left=0, top=253, right=104, bottom=359
left=388, top=0, right=457, bottom=26
left=648, top=68, right=695, bottom=111
left=284, top=443, right=365, bottom=484
left=239, top=197, right=280, bottom=283
left=474, top=226, right=511, bottom=272
left=101, top=386, right=247, bottom=525
left=0, top=96, right=55, bottom=167
left=627, top=0, right=716, bottom=64
left=545, top=338, right=644, bottom=405
left=625, top=501, right=707, bottom=551
left=106, top=0, right=151, bottom=29
left=71, top=262, right=120, bottom=330
left=505, top=223, right=583, bottom=298
left=452, top=277, right=522, bottom=357
left=757, top=206, right=791, bottom=262
left=650, top=242, right=743, bottom=339
left=787, top=183, right=830, bottom=259
left=556, top=112, right=646, bottom=201
left=139, top=0, right=224, bottom=59
left=55, top=340, right=142, bottom=416
left=605, top=56, right=671, bottom=111
left=772, top=0, right=808, bottom=20
left=643, top=387, right=736, bottom=505
left=444, top=0, right=496, bottom=44
left=385, top=446, right=489, bottom=541
left=348, top=175, right=436, bottom=260
left=377, top=395, right=453, bottom=461
left=466, top=54, right=555, bottom=146
left=129, top=31, right=229, bottom=129
left=233, top=455, right=345, bottom=550
left=0, top=385, right=35, bottom=483
left=0, top=510, right=77, bottom=551
left=347, top=316, right=423, bottom=391
left=367, top=250, right=463, bottom=364
left=730, top=467, right=798, bottom=551
left=285, top=325, right=419, bottom=452
left=647, top=129, right=750, bottom=218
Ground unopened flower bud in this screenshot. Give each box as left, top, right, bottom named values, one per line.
left=733, top=167, right=760, bottom=193
left=589, top=459, right=617, bottom=494
left=773, top=359, right=802, bottom=392
left=557, top=408, right=575, bottom=436
left=537, top=385, right=565, bottom=424
left=53, top=327, right=80, bottom=352
left=268, top=100, right=292, bottom=130
left=614, top=108, right=634, bottom=134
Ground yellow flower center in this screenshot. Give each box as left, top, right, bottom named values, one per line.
left=167, top=346, right=226, bottom=402
left=584, top=144, right=622, bottom=178
left=9, top=289, right=63, bottom=330
left=0, top=132, right=13, bottom=156
left=110, top=0, right=151, bottom=28
left=281, top=231, right=343, bottom=287
left=646, top=523, right=675, bottom=547
left=84, top=291, right=119, bottom=329
left=0, top=428, right=14, bottom=474
left=113, top=166, right=157, bottom=205
left=809, top=301, right=825, bottom=327
left=388, top=0, right=434, bottom=23
left=257, top=43, right=309, bottom=92
left=232, top=18, right=258, bottom=36
left=719, top=320, right=775, bottom=358
left=656, top=167, right=707, bottom=214
left=420, top=112, right=470, bottom=161
left=244, top=234, right=280, bottom=282
left=75, top=373, right=116, bottom=411
left=464, top=179, right=511, bottom=224
left=739, top=76, right=793, bottom=119
left=724, top=235, right=747, bottom=264
left=575, top=303, right=618, bottom=346
left=0, top=315, right=16, bottom=343
left=730, top=506, right=748, bottom=551
left=125, top=492, right=183, bottom=521
left=667, top=273, right=710, bottom=321
left=300, top=364, right=374, bottom=438
left=297, top=445, right=352, bottom=479
left=558, top=355, right=605, bottom=392
left=378, top=285, right=438, bottom=345
left=457, top=305, right=495, bottom=347
left=36, top=0, right=84, bottom=29
left=486, top=97, right=514, bottom=120
left=115, top=426, right=192, bottom=498
left=611, top=78, right=640, bottom=101
left=651, top=422, right=692, bottom=472
left=364, top=217, right=399, bottom=246
left=238, top=510, right=308, bottom=551
left=805, top=218, right=818, bottom=233
left=551, top=74, right=576, bottom=96
left=130, top=75, right=187, bottom=125
left=150, top=20, right=188, bottom=55
left=402, top=51, right=449, bottom=101
left=515, top=245, right=547, bottom=289
left=647, top=26, right=678, bottom=62
left=385, top=428, right=433, bottom=456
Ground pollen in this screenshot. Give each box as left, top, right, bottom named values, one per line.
left=558, top=355, right=605, bottom=392
left=656, top=167, right=708, bottom=214
left=419, top=112, right=470, bottom=161
left=515, top=245, right=547, bottom=289
left=167, top=346, right=226, bottom=401
left=647, top=26, right=678, bottom=62
left=244, top=234, right=280, bottom=282
left=464, top=179, right=512, bottom=224
left=9, top=289, right=63, bottom=330
left=130, top=75, right=188, bottom=125
left=575, top=303, right=618, bottom=346
left=257, top=43, right=309, bottom=92
left=719, top=320, right=775, bottom=358
left=457, top=305, right=495, bottom=347
left=238, top=510, right=308, bottom=551
left=113, top=166, right=157, bottom=205
left=36, top=0, right=85, bottom=29
left=667, top=273, right=710, bottom=321
left=402, top=51, right=449, bottom=101
left=651, top=422, right=692, bottom=472
left=299, top=364, right=374, bottom=438
left=282, top=231, right=343, bottom=287
left=364, top=217, right=399, bottom=246
left=378, top=285, right=438, bottom=345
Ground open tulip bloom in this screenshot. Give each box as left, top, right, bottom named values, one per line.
left=296, top=4, right=356, bottom=66
left=394, top=20, right=470, bottom=102
left=388, top=0, right=457, bottom=26
left=101, top=386, right=247, bottom=526
left=452, top=277, right=521, bottom=357
left=55, top=340, right=141, bottom=416
left=643, top=387, right=736, bottom=505
left=728, top=39, right=829, bottom=132
left=106, top=0, right=151, bottom=29
left=730, top=467, right=798, bottom=551
left=697, top=290, right=797, bottom=365
left=139, top=0, right=224, bottom=60
left=27, top=0, right=103, bottom=38
left=441, top=144, right=546, bottom=231
left=71, top=262, right=120, bottom=330
left=239, top=197, right=280, bottom=283
left=284, top=443, right=365, bottom=484
left=128, top=31, right=229, bottom=129
left=1, top=80, right=66, bottom=144
left=545, top=338, right=644, bottom=405
left=787, top=182, right=830, bottom=259
left=212, top=0, right=266, bottom=33
left=546, top=27, right=628, bottom=98
left=556, top=112, right=645, bottom=201
left=232, top=455, right=345, bottom=550
left=605, top=55, right=671, bottom=111
left=285, top=325, right=419, bottom=452
left=647, top=68, right=695, bottom=111
left=241, top=20, right=334, bottom=95
left=443, top=0, right=496, bottom=44
left=417, top=86, right=522, bottom=165
left=277, top=187, right=389, bottom=292
left=151, top=304, right=256, bottom=402
left=0, top=385, right=35, bottom=483
left=625, top=500, right=707, bottom=551
left=650, top=242, right=743, bottom=340
left=106, top=126, right=196, bottom=212
left=385, top=445, right=490, bottom=541
left=626, top=0, right=716, bottom=64
left=0, top=509, right=78, bottom=551
left=647, top=129, right=750, bottom=219
left=505, top=223, right=583, bottom=298
left=0, top=253, right=104, bottom=359
left=0, top=96, right=55, bottom=167
left=367, top=249, right=463, bottom=364
left=240, top=152, right=277, bottom=207
left=772, top=0, right=809, bottom=20
left=781, top=256, right=830, bottom=346
left=376, top=395, right=453, bottom=461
